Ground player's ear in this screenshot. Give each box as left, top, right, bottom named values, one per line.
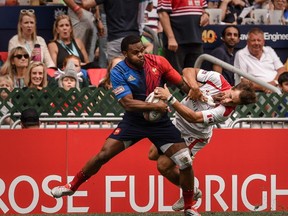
left=122, top=51, right=128, bottom=58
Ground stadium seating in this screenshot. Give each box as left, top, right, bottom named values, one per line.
left=87, top=68, right=107, bottom=87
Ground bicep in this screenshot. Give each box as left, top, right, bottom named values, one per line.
left=118, top=94, right=133, bottom=108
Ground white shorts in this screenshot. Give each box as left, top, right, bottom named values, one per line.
left=183, top=135, right=211, bottom=156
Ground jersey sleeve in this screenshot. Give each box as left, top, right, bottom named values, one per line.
left=201, top=105, right=234, bottom=125
left=110, top=67, right=132, bottom=100
left=157, top=0, right=172, bottom=13
left=197, top=69, right=231, bottom=90
left=159, top=56, right=182, bottom=86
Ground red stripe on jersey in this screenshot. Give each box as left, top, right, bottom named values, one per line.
left=206, top=74, right=232, bottom=92
left=219, top=75, right=232, bottom=91
left=188, top=138, right=205, bottom=151
left=158, top=0, right=208, bottom=15
left=144, top=54, right=182, bottom=95
left=223, top=106, right=235, bottom=117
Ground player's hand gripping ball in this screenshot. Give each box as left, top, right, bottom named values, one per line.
left=143, top=92, right=163, bottom=122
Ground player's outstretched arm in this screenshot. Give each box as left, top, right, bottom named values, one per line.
left=155, top=84, right=204, bottom=123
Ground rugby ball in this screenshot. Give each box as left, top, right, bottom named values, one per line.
left=143, top=92, right=163, bottom=122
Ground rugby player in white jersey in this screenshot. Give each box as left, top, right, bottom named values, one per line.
left=149, top=67, right=257, bottom=212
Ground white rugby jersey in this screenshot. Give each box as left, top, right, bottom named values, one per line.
left=173, top=69, right=235, bottom=140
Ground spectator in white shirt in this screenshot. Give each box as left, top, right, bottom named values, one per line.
left=234, top=27, right=286, bottom=92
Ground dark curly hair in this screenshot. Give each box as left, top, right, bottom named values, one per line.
left=233, top=82, right=257, bottom=105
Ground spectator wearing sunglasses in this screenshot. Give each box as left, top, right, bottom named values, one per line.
left=0, top=47, right=31, bottom=88
left=8, top=9, right=55, bottom=68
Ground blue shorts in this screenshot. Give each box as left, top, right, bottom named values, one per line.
left=109, top=116, right=184, bottom=151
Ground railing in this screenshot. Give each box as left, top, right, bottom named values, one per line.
left=1, top=112, right=122, bottom=129
left=0, top=85, right=287, bottom=129
left=229, top=117, right=288, bottom=128
left=194, top=54, right=282, bottom=94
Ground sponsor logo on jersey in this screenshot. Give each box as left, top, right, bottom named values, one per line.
left=207, top=114, right=214, bottom=123
left=113, top=86, right=125, bottom=95
left=128, top=75, right=136, bottom=82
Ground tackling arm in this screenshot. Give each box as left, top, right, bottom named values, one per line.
left=182, top=68, right=206, bottom=102
left=119, top=94, right=168, bottom=113
left=155, top=84, right=204, bottom=123
left=169, top=98, right=204, bottom=123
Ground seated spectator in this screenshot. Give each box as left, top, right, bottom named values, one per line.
left=0, top=47, right=31, bottom=88
left=49, top=55, right=90, bottom=88
left=0, top=75, right=14, bottom=126
left=63, top=55, right=90, bottom=86
left=234, top=27, right=286, bottom=93
left=207, top=0, right=221, bottom=8
left=209, top=25, right=240, bottom=86
left=51, top=60, right=94, bottom=116
left=48, top=15, right=97, bottom=70
left=20, top=107, right=40, bottom=129
left=284, top=0, right=288, bottom=23
left=23, top=61, right=48, bottom=91
left=63, top=0, right=102, bottom=62
left=8, top=9, right=55, bottom=68
left=278, top=71, right=288, bottom=93
left=58, top=60, right=80, bottom=91
left=219, top=0, right=247, bottom=24
left=276, top=71, right=288, bottom=117
left=270, top=0, right=287, bottom=24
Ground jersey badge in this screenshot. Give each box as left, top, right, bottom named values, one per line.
left=113, top=128, right=121, bottom=135
left=207, top=114, right=214, bottom=123
left=128, top=75, right=136, bottom=82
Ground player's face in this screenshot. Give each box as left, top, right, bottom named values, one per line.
left=220, top=89, right=241, bottom=106
left=125, top=42, right=145, bottom=69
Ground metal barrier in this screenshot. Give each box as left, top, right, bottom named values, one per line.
left=11, top=117, right=122, bottom=129
left=194, top=54, right=282, bottom=94
left=2, top=113, right=122, bottom=129
left=229, top=117, right=288, bottom=128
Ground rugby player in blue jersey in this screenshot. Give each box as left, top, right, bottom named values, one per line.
left=51, top=35, right=202, bottom=215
